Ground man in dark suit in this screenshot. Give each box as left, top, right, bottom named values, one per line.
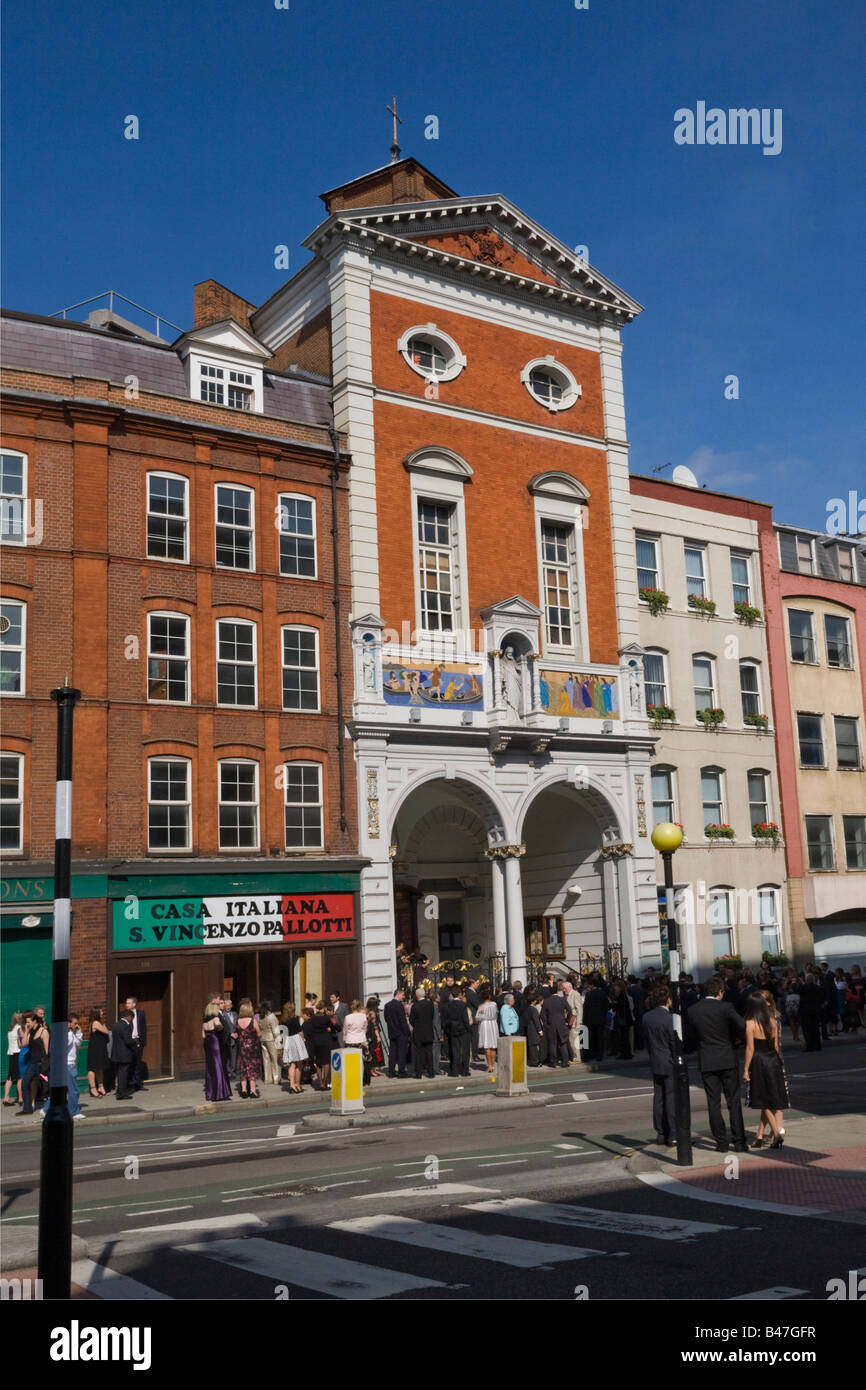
left=111, top=1011, right=136, bottom=1100
left=642, top=985, right=678, bottom=1146
left=124, top=995, right=147, bottom=1090
left=582, top=974, right=610, bottom=1071
left=465, top=977, right=482, bottom=1061
left=798, top=972, right=822, bottom=1051
left=218, top=995, right=238, bottom=1080
left=330, top=992, right=349, bottom=1047
left=541, top=986, right=571, bottom=1067
left=819, top=966, right=837, bottom=1040
left=443, top=988, right=472, bottom=1077
left=688, top=975, right=747, bottom=1151
left=383, top=989, right=411, bottom=1078
left=409, top=988, right=436, bottom=1078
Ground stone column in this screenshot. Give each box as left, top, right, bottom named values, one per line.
left=615, top=853, right=638, bottom=972
left=489, top=854, right=508, bottom=958
left=504, top=849, right=527, bottom=980
left=601, top=855, right=619, bottom=948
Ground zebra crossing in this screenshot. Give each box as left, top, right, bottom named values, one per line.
left=72, top=1195, right=745, bottom=1301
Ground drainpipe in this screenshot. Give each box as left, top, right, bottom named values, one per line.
left=328, top=413, right=348, bottom=833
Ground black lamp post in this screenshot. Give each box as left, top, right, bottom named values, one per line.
left=38, top=680, right=80, bottom=1298
left=651, top=821, right=693, bottom=1167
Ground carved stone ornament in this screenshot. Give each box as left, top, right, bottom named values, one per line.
left=635, top=774, right=648, bottom=837
left=597, top=842, right=634, bottom=860
left=484, top=843, right=527, bottom=860
left=366, top=768, right=380, bottom=839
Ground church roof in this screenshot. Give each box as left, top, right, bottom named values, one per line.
left=320, top=156, right=458, bottom=213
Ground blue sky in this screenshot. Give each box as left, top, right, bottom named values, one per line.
left=3, top=0, right=863, bottom=531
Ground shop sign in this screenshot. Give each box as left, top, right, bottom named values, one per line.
left=113, top=893, right=354, bottom=951
left=0, top=877, right=50, bottom=903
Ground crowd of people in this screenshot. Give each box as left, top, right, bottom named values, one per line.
left=5, top=961, right=863, bottom=1135
left=4, top=996, right=147, bottom=1116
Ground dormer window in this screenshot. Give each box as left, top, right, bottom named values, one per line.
left=199, top=363, right=255, bottom=411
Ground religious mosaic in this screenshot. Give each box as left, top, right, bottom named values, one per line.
left=539, top=670, right=619, bottom=719
left=382, top=661, right=484, bottom=707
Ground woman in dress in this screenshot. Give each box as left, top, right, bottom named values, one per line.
left=3, top=1012, right=23, bottom=1107
left=202, top=1003, right=231, bottom=1102
left=475, top=986, right=500, bottom=1072
left=743, top=991, right=789, bottom=1149
left=302, top=1001, right=337, bottom=1090
left=366, top=997, right=384, bottom=1078
left=235, top=997, right=263, bottom=1098
left=87, top=1006, right=111, bottom=1097
left=258, top=999, right=282, bottom=1085
left=521, top=991, right=546, bottom=1067
left=343, top=999, right=373, bottom=1084
left=281, top=1002, right=308, bottom=1093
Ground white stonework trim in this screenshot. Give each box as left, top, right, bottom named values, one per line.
left=371, top=388, right=609, bottom=452
left=533, top=490, right=590, bottom=663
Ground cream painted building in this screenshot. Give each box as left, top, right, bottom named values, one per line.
left=630, top=473, right=788, bottom=975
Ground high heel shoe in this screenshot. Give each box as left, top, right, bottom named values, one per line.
left=749, top=1135, right=765, bottom=1148
left=770, top=1129, right=785, bottom=1149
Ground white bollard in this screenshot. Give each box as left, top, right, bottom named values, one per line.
left=330, top=1048, right=365, bottom=1115
left=495, top=1035, right=529, bottom=1096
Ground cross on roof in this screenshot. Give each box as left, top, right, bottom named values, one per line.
left=386, top=95, right=403, bottom=163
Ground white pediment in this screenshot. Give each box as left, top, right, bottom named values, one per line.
left=480, top=595, right=543, bottom=623
left=176, top=318, right=271, bottom=363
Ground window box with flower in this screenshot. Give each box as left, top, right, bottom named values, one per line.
left=688, top=594, right=717, bottom=615
left=698, top=707, right=725, bottom=729
left=714, top=953, right=742, bottom=970
left=705, top=823, right=736, bottom=840
left=744, top=713, right=769, bottom=730
left=734, top=601, right=762, bottom=626
left=752, top=821, right=782, bottom=847
left=639, top=587, right=670, bottom=616
left=647, top=704, right=676, bottom=727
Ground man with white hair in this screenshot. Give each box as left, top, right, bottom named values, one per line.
left=562, top=980, right=583, bottom=1060
left=409, top=987, right=436, bottom=1078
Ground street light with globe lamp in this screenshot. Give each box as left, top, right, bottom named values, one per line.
left=650, top=820, right=693, bottom=1166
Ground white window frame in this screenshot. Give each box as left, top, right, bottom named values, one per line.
left=397, top=324, right=466, bottom=384
left=834, top=715, right=862, bottom=771
left=797, top=712, right=826, bottom=768
left=747, top=769, right=771, bottom=831
left=787, top=608, right=818, bottom=665
left=757, top=886, right=782, bottom=956
left=191, top=354, right=263, bottom=412
left=824, top=613, right=853, bottom=669
left=277, top=492, right=317, bottom=580
left=796, top=534, right=815, bottom=574
left=835, top=543, right=855, bottom=583
left=701, top=767, right=726, bottom=828
left=739, top=659, right=763, bottom=721
left=147, top=757, right=192, bottom=854
left=146, top=471, right=189, bottom=564
left=684, top=543, right=708, bottom=602
left=410, top=474, right=469, bottom=644
left=636, top=534, right=660, bottom=594
left=218, top=758, right=260, bottom=852
left=707, top=887, right=735, bottom=958
left=281, top=625, right=321, bottom=713
left=0, top=449, right=28, bottom=546
left=534, top=496, right=589, bottom=661
left=0, top=751, right=24, bottom=853
left=283, top=761, right=324, bottom=851
left=215, top=618, right=258, bottom=708
left=730, top=550, right=753, bottom=607
left=643, top=649, right=669, bottom=709
left=651, top=765, right=676, bottom=825
left=692, top=654, right=717, bottom=716
left=842, top=815, right=866, bottom=871
left=146, top=611, right=190, bottom=705
left=214, top=482, right=256, bottom=572
left=521, top=356, right=582, bottom=413
left=804, top=814, right=836, bottom=872
left=0, top=599, right=26, bottom=697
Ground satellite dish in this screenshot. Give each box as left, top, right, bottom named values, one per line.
left=671, top=465, right=699, bottom=488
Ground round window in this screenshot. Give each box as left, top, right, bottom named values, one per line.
left=398, top=324, right=466, bottom=384
left=521, top=357, right=582, bottom=412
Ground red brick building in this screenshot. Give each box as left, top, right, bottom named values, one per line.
left=0, top=306, right=361, bottom=1077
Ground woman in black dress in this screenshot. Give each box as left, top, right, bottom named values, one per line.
left=302, top=1001, right=337, bottom=1089
left=87, top=1006, right=111, bottom=1097
left=743, top=991, right=789, bottom=1149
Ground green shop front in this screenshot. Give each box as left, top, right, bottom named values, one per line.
left=109, top=869, right=361, bottom=1080
left=1, top=873, right=54, bottom=1059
